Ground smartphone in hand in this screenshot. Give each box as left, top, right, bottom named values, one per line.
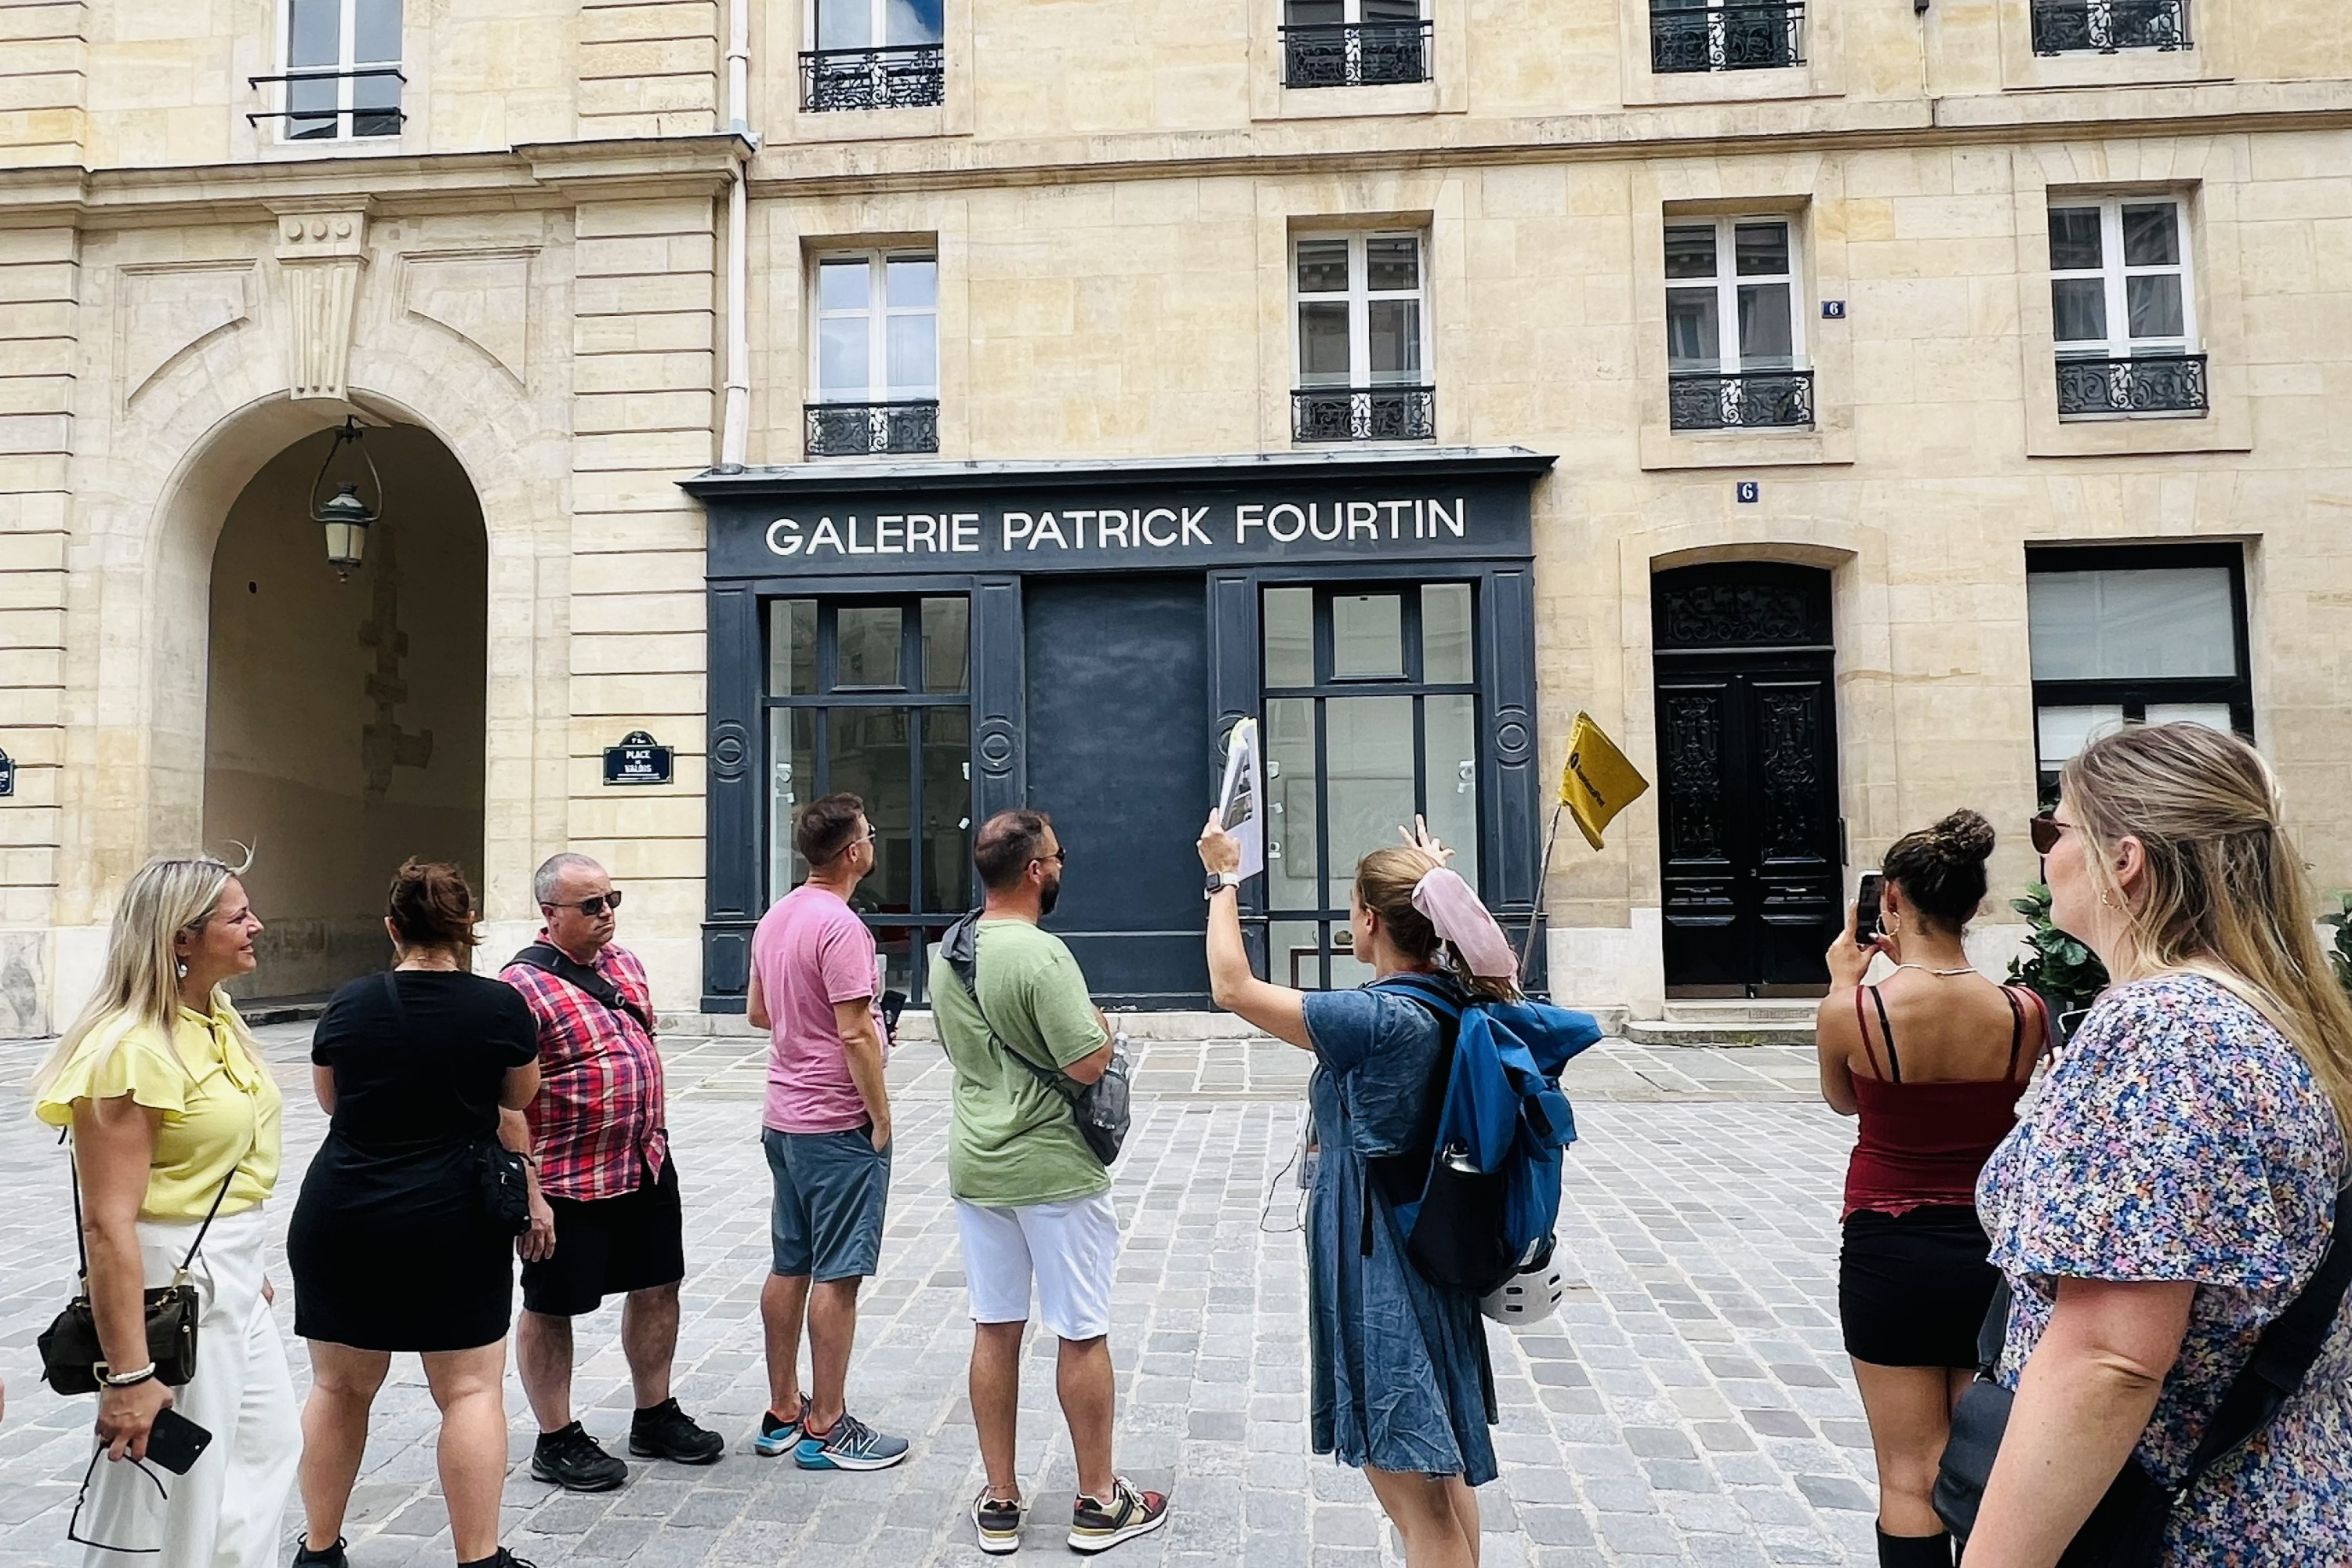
left=143, top=1407, right=212, bottom=1475
left=1853, top=873, right=1885, bottom=949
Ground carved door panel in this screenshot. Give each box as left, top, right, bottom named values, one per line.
left=1652, top=564, right=1841, bottom=996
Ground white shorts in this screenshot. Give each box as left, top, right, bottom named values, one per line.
left=954, top=1191, right=1120, bottom=1342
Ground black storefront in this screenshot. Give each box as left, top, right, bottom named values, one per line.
left=686, top=448, right=1555, bottom=1011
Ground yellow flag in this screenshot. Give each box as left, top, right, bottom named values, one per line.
left=1559, top=712, right=1650, bottom=851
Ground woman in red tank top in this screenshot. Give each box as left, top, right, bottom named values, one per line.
left=1814, top=811, right=2049, bottom=1568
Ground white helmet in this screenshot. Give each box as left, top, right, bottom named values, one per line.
left=1479, top=1251, right=1566, bottom=1326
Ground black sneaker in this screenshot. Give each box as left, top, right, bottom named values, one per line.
left=292, top=1539, right=348, bottom=1568
left=529, top=1421, right=629, bottom=1491
left=1069, top=1478, right=1171, bottom=1554
left=973, top=1486, right=1025, bottom=1555
left=628, top=1396, right=725, bottom=1465
left=461, top=1554, right=541, bottom=1568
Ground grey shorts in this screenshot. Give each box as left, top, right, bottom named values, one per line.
left=763, top=1126, right=892, bottom=1282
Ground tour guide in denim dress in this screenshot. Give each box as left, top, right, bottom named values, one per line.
left=1198, top=811, right=1524, bottom=1568
left=1963, top=723, right=2352, bottom=1566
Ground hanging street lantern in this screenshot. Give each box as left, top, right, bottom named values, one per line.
left=309, top=415, right=384, bottom=581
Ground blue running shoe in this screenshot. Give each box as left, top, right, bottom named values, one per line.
left=753, top=1398, right=809, bottom=1457
left=793, top=1410, right=910, bottom=1472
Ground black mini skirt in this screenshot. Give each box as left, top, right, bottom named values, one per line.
left=1838, top=1204, right=2000, bottom=1369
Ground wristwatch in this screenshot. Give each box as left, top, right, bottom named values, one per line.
left=1203, top=870, right=1242, bottom=899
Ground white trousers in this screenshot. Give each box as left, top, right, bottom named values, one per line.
left=76, top=1206, right=299, bottom=1568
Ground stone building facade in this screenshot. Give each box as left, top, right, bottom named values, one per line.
left=2, top=0, right=2347, bottom=1029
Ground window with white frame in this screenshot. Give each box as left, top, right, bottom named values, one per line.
left=276, top=0, right=404, bottom=141
left=2045, top=197, right=2206, bottom=416
left=807, top=252, right=939, bottom=456
left=1663, top=217, right=1811, bottom=429
left=1291, top=233, right=1435, bottom=442
left=803, top=0, right=946, bottom=111
left=815, top=0, right=945, bottom=50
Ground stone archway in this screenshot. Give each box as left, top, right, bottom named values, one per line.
left=201, top=423, right=488, bottom=1003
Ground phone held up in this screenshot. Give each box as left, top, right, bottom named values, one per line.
left=143, top=1407, right=213, bottom=1475
left=1853, top=873, right=1885, bottom=950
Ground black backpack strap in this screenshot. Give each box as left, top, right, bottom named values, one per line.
left=2176, top=1183, right=2352, bottom=1484
left=510, top=942, right=653, bottom=1033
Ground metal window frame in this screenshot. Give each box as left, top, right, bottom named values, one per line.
left=809, top=249, right=941, bottom=404
left=2024, top=543, right=2252, bottom=792
left=2047, top=195, right=2197, bottom=360
left=1290, top=230, right=1433, bottom=393
left=269, top=0, right=404, bottom=143
left=1664, top=213, right=1807, bottom=376
left=1257, top=578, right=1485, bottom=990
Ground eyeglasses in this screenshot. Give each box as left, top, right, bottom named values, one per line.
left=1033, top=849, right=1068, bottom=868
left=547, top=890, right=623, bottom=918
left=2027, top=813, right=2078, bottom=855
left=67, top=1446, right=169, bottom=1555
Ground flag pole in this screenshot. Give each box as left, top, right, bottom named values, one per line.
left=1518, top=799, right=1566, bottom=983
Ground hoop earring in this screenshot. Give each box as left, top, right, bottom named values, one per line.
left=1883, top=913, right=1901, bottom=935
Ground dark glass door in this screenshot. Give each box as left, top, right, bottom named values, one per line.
left=1651, top=564, right=1841, bottom=996
left=1025, top=575, right=1213, bottom=1007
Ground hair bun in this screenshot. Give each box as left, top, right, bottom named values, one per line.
left=1928, top=808, right=1996, bottom=864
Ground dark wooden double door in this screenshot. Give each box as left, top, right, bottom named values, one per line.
left=1652, top=564, right=1842, bottom=996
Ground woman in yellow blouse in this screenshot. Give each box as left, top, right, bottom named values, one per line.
left=31, top=855, right=298, bottom=1568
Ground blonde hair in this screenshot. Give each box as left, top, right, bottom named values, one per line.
left=2061, top=723, right=2352, bottom=1142
left=1353, top=846, right=1523, bottom=1007
left=29, top=855, right=256, bottom=1105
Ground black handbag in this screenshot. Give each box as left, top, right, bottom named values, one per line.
left=1936, top=1185, right=2352, bottom=1562
left=38, top=1132, right=235, bottom=1397
left=379, top=972, right=532, bottom=1236
left=940, top=912, right=1132, bottom=1165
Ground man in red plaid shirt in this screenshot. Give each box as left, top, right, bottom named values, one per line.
left=500, top=852, right=724, bottom=1490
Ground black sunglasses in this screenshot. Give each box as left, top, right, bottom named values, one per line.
left=1033, top=849, right=1068, bottom=868
left=547, top=890, right=623, bottom=918
left=2028, top=812, right=2078, bottom=856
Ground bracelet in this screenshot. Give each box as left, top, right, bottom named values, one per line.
left=100, top=1363, right=158, bottom=1389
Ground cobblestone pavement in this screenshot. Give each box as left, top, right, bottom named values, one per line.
left=0, top=1025, right=1880, bottom=1567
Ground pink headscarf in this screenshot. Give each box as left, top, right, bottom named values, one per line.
left=1410, top=866, right=1519, bottom=978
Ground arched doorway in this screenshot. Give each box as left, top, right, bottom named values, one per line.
left=202, top=423, right=487, bottom=1004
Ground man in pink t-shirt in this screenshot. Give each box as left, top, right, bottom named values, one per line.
left=743, top=793, right=908, bottom=1472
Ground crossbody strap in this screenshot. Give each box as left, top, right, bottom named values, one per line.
left=63, top=1127, right=240, bottom=1285
left=952, top=937, right=1081, bottom=1105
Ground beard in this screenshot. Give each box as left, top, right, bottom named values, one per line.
left=1040, top=872, right=1062, bottom=918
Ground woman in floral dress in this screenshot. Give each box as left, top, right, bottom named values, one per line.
left=1970, top=723, right=2352, bottom=1566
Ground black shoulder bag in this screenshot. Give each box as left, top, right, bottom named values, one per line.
left=1936, top=1184, right=2352, bottom=1563
left=939, top=912, right=1131, bottom=1165
left=379, top=971, right=531, bottom=1236
left=509, top=942, right=655, bottom=1034
left=38, top=1134, right=234, bottom=1396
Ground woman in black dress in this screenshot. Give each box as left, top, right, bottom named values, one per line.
left=288, top=861, right=544, bottom=1568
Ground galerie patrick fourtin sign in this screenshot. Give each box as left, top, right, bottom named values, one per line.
left=696, top=473, right=1539, bottom=579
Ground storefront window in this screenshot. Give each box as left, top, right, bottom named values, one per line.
left=767, top=594, right=973, bottom=1001
left=2024, top=545, right=2250, bottom=794
left=1261, top=583, right=1480, bottom=989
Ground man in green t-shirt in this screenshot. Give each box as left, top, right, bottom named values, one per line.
left=931, top=810, right=1171, bottom=1558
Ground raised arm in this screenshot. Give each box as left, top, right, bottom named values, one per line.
left=1814, top=904, right=1879, bottom=1116
left=1197, top=811, right=1311, bottom=1051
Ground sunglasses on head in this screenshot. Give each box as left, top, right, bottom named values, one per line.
left=2027, top=812, right=2078, bottom=856
left=550, top=890, right=623, bottom=918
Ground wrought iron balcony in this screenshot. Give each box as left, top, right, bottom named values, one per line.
left=1280, top=20, right=1434, bottom=88
left=804, top=400, right=941, bottom=458
left=1291, top=386, right=1437, bottom=443
left=2053, top=354, right=2207, bottom=418
left=800, top=44, right=946, bottom=111
left=1668, top=370, right=1814, bottom=431
left=1650, top=2, right=1805, bottom=73
left=2031, top=0, right=2190, bottom=53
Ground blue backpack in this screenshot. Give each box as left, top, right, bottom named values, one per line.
left=1363, top=975, right=1602, bottom=1295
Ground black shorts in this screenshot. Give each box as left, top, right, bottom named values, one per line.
left=521, top=1158, right=687, bottom=1318
left=1838, top=1205, right=1998, bottom=1368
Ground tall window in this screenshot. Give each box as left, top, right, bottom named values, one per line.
left=807, top=251, right=939, bottom=457
left=1291, top=233, right=1435, bottom=443
left=802, top=0, right=946, bottom=110
left=271, top=0, right=403, bottom=140
left=768, top=596, right=972, bottom=1001
left=1664, top=216, right=1811, bottom=429
left=2048, top=198, right=2205, bottom=417
left=1281, top=0, right=1432, bottom=88
left=1260, top=583, right=1479, bottom=989
left=2025, top=545, right=2249, bottom=793
left=1650, top=0, right=1806, bottom=74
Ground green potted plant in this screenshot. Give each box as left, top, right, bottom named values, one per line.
left=2005, top=882, right=2109, bottom=1038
